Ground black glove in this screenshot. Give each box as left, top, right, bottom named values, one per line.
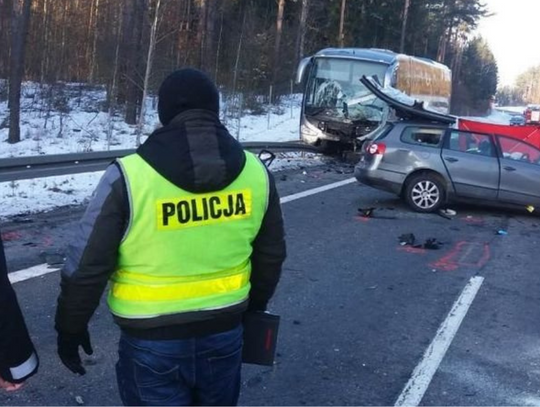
left=57, top=330, right=93, bottom=375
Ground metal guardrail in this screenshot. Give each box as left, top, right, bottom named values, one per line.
left=0, top=142, right=321, bottom=182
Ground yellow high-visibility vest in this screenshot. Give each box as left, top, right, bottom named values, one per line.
left=108, top=152, right=269, bottom=319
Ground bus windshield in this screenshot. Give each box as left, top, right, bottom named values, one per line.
left=305, top=58, right=389, bottom=122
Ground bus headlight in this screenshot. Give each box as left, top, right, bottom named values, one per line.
left=301, top=124, right=319, bottom=137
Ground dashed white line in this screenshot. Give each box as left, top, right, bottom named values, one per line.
left=8, top=263, right=60, bottom=284
left=395, top=276, right=485, bottom=406
left=9, top=177, right=358, bottom=284
left=280, top=177, right=356, bottom=204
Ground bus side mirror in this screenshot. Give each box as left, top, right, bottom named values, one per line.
left=296, top=57, right=312, bottom=85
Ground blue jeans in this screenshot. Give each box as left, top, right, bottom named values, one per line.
left=115, top=325, right=243, bottom=406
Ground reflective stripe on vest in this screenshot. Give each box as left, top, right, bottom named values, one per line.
left=109, top=152, right=269, bottom=319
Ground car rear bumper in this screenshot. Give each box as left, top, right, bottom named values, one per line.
left=354, top=166, right=405, bottom=195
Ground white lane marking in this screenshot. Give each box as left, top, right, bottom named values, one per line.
left=8, top=263, right=60, bottom=284
left=280, top=177, right=356, bottom=204
left=9, top=177, right=358, bottom=284
left=395, top=276, right=485, bottom=407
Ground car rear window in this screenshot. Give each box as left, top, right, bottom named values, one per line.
left=400, top=127, right=445, bottom=148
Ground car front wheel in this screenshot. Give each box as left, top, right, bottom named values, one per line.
left=404, top=173, right=445, bottom=213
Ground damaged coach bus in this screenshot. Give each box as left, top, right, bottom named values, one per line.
left=295, top=48, right=452, bottom=148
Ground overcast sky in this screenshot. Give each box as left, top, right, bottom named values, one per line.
left=477, top=0, right=540, bottom=86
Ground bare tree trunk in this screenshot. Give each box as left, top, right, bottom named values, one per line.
left=107, top=1, right=124, bottom=113
left=205, top=0, right=219, bottom=78
left=214, top=5, right=224, bottom=82
left=436, top=0, right=453, bottom=62
left=295, top=0, right=309, bottom=65
left=338, top=0, right=346, bottom=47
left=89, top=0, right=100, bottom=82
left=232, top=9, right=247, bottom=96
left=272, top=0, right=285, bottom=85
left=8, top=0, right=32, bottom=144
left=136, top=0, right=161, bottom=146
left=437, top=28, right=448, bottom=62
left=86, top=0, right=96, bottom=75
left=399, top=0, right=410, bottom=53
left=197, top=0, right=208, bottom=69
left=59, top=0, right=69, bottom=81
left=39, top=0, right=51, bottom=83
left=124, top=0, right=147, bottom=125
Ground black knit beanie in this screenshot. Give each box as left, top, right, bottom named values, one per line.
left=157, top=68, right=220, bottom=125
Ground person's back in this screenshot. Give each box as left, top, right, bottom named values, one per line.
left=55, top=68, right=286, bottom=406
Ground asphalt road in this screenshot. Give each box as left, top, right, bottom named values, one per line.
left=1, top=161, right=539, bottom=406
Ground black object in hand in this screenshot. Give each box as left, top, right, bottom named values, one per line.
left=242, top=311, right=280, bottom=366
left=57, top=330, right=93, bottom=375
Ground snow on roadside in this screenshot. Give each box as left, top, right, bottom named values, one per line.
left=0, top=153, right=323, bottom=219
left=0, top=172, right=103, bottom=218
left=0, top=82, right=314, bottom=218
left=0, top=82, right=302, bottom=158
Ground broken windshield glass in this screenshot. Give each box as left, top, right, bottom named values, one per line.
left=305, top=58, right=389, bottom=122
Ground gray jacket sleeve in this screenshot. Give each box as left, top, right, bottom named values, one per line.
left=248, top=170, right=286, bottom=311
left=55, top=164, right=128, bottom=334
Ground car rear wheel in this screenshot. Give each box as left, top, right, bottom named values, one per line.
left=404, top=173, right=445, bottom=213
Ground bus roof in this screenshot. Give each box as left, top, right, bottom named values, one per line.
left=314, top=48, right=446, bottom=70
left=315, top=48, right=396, bottom=64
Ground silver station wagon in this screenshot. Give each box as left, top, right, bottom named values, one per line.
left=354, top=77, right=540, bottom=213
left=355, top=121, right=540, bottom=212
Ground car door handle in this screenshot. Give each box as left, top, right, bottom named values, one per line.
left=503, top=166, right=516, bottom=172
left=444, top=157, right=459, bottom=163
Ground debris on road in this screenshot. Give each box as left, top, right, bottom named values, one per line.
left=357, top=207, right=397, bottom=220
left=527, top=205, right=535, bottom=213
left=12, top=216, right=34, bottom=224
left=423, top=238, right=442, bottom=250
left=358, top=207, right=375, bottom=218
left=399, top=233, right=417, bottom=246
left=438, top=208, right=456, bottom=220
left=399, top=234, right=444, bottom=250
left=40, top=251, right=65, bottom=266
left=496, top=229, right=508, bottom=236
left=75, top=396, right=84, bottom=406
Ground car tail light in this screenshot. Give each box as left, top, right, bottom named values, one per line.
left=368, top=142, right=386, bottom=155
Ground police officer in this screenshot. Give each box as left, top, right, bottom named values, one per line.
left=55, top=68, right=286, bottom=406
left=0, top=232, right=39, bottom=391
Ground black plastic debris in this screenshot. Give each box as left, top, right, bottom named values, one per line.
left=358, top=207, right=397, bottom=220
left=358, top=207, right=375, bottom=218
left=400, top=234, right=443, bottom=249
left=423, top=238, right=442, bottom=250
left=399, top=233, right=416, bottom=246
